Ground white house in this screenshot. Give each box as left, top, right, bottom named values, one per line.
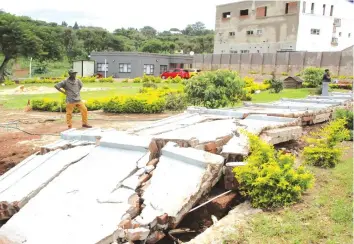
left=214, top=0, right=354, bottom=54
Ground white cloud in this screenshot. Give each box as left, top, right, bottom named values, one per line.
left=2, top=0, right=235, bottom=31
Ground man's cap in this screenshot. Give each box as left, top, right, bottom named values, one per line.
left=68, top=69, right=78, bottom=74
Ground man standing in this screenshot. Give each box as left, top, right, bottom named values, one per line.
left=322, top=69, right=331, bottom=96
left=55, top=69, right=92, bottom=129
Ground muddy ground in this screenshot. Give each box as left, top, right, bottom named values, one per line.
left=0, top=109, right=174, bottom=175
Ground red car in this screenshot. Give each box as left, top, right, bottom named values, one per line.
left=161, top=68, right=190, bottom=79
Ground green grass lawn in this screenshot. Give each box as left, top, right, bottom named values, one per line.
left=224, top=143, right=353, bottom=244
left=251, top=88, right=315, bottom=103
left=0, top=83, right=183, bottom=109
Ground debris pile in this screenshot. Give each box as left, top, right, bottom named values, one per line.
left=0, top=93, right=351, bottom=244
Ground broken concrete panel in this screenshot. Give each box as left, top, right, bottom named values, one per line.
left=155, top=119, right=237, bottom=146
left=221, top=133, right=249, bottom=158
left=97, top=188, right=137, bottom=204
left=307, top=95, right=353, bottom=100
left=312, top=112, right=332, bottom=124
left=138, top=142, right=224, bottom=229
left=186, top=106, right=245, bottom=119
left=0, top=146, right=94, bottom=211
left=260, top=126, right=302, bottom=145
left=60, top=128, right=116, bottom=142
left=126, top=228, right=150, bottom=241
left=244, top=101, right=331, bottom=110
left=281, top=98, right=345, bottom=105
left=100, top=131, right=152, bottom=152
left=40, top=139, right=94, bottom=154
left=0, top=144, right=147, bottom=244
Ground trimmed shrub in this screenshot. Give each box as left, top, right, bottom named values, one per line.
left=334, top=108, right=353, bottom=141
left=98, top=76, right=114, bottom=83
left=81, top=77, right=97, bottom=83
left=165, top=93, right=187, bottom=111
left=4, top=80, right=15, bottom=86
left=244, top=76, right=270, bottom=94
left=269, top=79, right=284, bottom=93
left=303, top=119, right=350, bottom=168
left=142, top=82, right=158, bottom=89
left=302, top=67, right=324, bottom=87
left=234, top=132, right=314, bottom=209
left=133, top=77, right=142, bottom=83
left=185, top=70, right=246, bottom=108
left=122, top=79, right=129, bottom=83
left=329, top=83, right=352, bottom=90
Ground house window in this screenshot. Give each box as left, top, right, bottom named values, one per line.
left=339, top=32, right=342, bottom=37
left=229, top=32, right=235, bottom=36
left=240, top=9, right=249, bottom=16
left=323, top=4, right=326, bottom=15
left=311, top=3, right=314, bottom=14
left=311, top=29, right=320, bottom=35
left=330, top=5, right=334, bottom=16
left=241, top=50, right=249, bottom=54
left=222, top=12, right=231, bottom=19
left=144, top=64, right=154, bottom=75
left=247, top=30, right=254, bottom=35
left=160, top=65, right=168, bottom=74
left=256, top=6, right=267, bottom=17
left=119, top=63, right=131, bottom=73
left=302, top=1, right=306, bottom=13
left=97, top=63, right=108, bottom=72
left=257, top=29, right=263, bottom=35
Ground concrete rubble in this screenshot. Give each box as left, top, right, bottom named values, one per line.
left=0, top=93, right=351, bottom=243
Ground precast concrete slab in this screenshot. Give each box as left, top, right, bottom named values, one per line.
left=0, top=146, right=94, bottom=217
left=281, top=98, right=347, bottom=105
left=245, top=101, right=331, bottom=110
left=186, top=106, right=245, bottom=119
left=132, top=142, right=225, bottom=231
left=0, top=134, right=153, bottom=244
left=40, top=139, right=94, bottom=154
left=61, top=128, right=115, bottom=142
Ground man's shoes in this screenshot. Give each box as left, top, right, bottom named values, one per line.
left=68, top=125, right=72, bottom=129
left=82, top=124, right=93, bottom=128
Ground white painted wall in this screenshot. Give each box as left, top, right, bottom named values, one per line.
left=296, top=0, right=354, bottom=51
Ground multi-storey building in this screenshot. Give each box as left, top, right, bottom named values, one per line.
left=214, top=0, right=354, bottom=54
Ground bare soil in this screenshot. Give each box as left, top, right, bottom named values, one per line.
left=0, top=109, right=173, bottom=175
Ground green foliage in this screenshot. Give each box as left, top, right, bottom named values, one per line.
left=269, top=79, right=284, bottom=93
left=133, top=77, right=142, bottom=83
left=142, top=82, right=158, bottom=89
left=248, top=70, right=259, bottom=74
left=81, top=77, right=97, bottom=83
left=233, top=132, right=314, bottom=208
left=338, top=75, right=347, bottom=80
left=164, top=93, right=187, bottom=111
left=329, top=83, right=352, bottom=90
left=185, top=70, right=245, bottom=108
left=85, top=99, right=105, bottom=111
left=302, top=67, right=324, bottom=87
left=98, top=76, right=114, bottom=83
left=4, top=80, right=15, bottom=85
left=303, top=119, right=350, bottom=168
left=31, top=98, right=65, bottom=112
left=244, top=76, right=269, bottom=94
left=102, top=97, right=165, bottom=114
left=281, top=72, right=289, bottom=76
left=334, top=108, right=353, bottom=140
left=122, top=79, right=129, bottom=83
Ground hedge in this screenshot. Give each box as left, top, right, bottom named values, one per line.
left=4, top=76, right=115, bottom=84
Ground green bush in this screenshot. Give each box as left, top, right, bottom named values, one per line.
left=281, top=72, right=289, bottom=76
left=98, top=76, right=114, bottom=83
left=302, top=67, right=324, bottom=87
left=185, top=70, right=245, bottom=108
left=142, top=82, right=158, bottom=89
left=81, top=77, right=97, bottom=83
left=329, top=83, right=352, bottom=90
left=172, top=76, right=183, bottom=84
left=334, top=108, right=353, bottom=140
left=338, top=75, right=347, bottom=80
left=241, top=93, right=252, bottom=101
left=31, top=98, right=65, bottom=112
left=269, top=79, right=284, bottom=93
left=234, top=132, right=314, bottom=209
left=133, top=77, right=142, bottom=83
left=4, top=80, right=15, bottom=86
left=152, top=76, right=162, bottom=83
left=102, top=97, right=165, bottom=114
left=165, top=93, right=187, bottom=111
left=85, top=99, right=105, bottom=111
left=102, top=97, right=124, bottom=113
left=122, top=79, right=129, bottom=83
left=303, top=119, right=350, bottom=168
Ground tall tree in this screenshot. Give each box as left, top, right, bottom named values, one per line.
left=140, top=26, right=157, bottom=38
left=73, top=22, right=79, bottom=30
left=61, top=21, right=68, bottom=27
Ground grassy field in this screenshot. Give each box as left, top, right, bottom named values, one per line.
left=224, top=142, right=353, bottom=244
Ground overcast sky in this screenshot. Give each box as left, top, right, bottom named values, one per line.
left=2, top=0, right=235, bottom=31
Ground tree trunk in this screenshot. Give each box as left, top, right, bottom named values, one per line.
left=0, top=56, right=11, bottom=82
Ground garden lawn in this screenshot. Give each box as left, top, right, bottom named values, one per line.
left=223, top=142, right=353, bottom=244
left=0, top=83, right=183, bottom=109
left=251, top=88, right=313, bottom=103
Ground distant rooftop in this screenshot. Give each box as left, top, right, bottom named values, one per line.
left=90, top=51, right=193, bottom=59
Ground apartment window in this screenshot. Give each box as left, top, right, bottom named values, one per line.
left=241, top=50, right=249, bottom=54
left=339, top=32, right=342, bottom=37
left=240, top=9, right=249, bottom=16
left=229, top=32, right=235, bottom=36
left=256, top=6, right=267, bottom=17
left=246, top=30, right=254, bottom=35
left=323, top=4, right=326, bottom=15
left=257, top=29, right=263, bottom=35
left=311, top=29, right=320, bottom=35
left=119, top=63, right=131, bottom=73
left=230, top=50, right=238, bottom=54
left=330, top=5, right=334, bottom=16
left=302, top=1, right=306, bottom=13
left=311, top=3, right=314, bottom=14
left=144, top=64, right=154, bottom=75
left=97, top=63, right=108, bottom=72
left=331, top=37, right=338, bottom=45
left=160, top=65, right=168, bottom=74
left=222, top=12, right=231, bottom=19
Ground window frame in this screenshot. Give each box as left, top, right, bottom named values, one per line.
left=240, top=9, right=249, bottom=16
left=119, top=63, right=132, bottom=73
left=97, top=63, right=108, bottom=72
left=144, top=64, right=155, bottom=75
left=311, top=3, right=315, bottom=14
left=310, top=28, right=320, bottom=35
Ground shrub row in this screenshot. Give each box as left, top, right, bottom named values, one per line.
left=31, top=87, right=187, bottom=113
left=4, top=76, right=115, bottom=85
left=131, top=75, right=184, bottom=84
left=329, top=83, right=352, bottom=90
